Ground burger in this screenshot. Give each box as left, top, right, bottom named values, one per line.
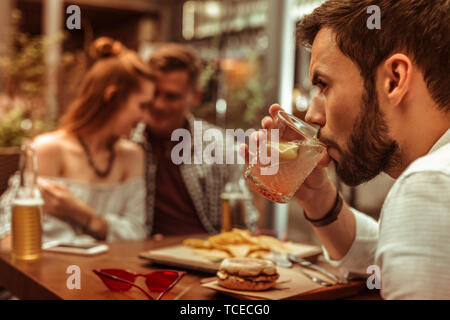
left=216, top=257, right=280, bottom=291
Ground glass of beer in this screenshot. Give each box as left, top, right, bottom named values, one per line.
left=221, top=166, right=251, bottom=232
left=11, top=140, right=43, bottom=260
left=244, top=110, right=326, bottom=203
left=11, top=199, right=43, bottom=260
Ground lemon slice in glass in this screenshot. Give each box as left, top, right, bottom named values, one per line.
left=267, top=141, right=300, bottom=161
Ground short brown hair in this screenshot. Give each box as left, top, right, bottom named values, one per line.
left=60, top=37, right=155, bottom=134
left=148, top=43, right=202, bottom=89
left=297, top=0, right=449, bottom=112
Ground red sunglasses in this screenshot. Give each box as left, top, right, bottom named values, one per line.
left=93, top=268, right=186, bottom=300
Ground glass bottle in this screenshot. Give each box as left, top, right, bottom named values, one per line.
left=11, top=140, right=43, bottom=260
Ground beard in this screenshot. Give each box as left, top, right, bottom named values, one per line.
left=324, top=81, right=401, bottom=186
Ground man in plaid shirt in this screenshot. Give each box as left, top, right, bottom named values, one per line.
left=136, top=43, right=258, bottom=237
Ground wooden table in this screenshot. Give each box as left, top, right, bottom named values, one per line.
left=0, top=235, right=381, bottom=300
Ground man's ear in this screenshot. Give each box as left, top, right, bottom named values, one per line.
left=104, top=85, right=118, bottom=102
left=381, top=53, right=412, bottom=106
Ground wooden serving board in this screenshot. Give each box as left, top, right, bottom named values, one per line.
left=139, top=243, right=322, bottom=274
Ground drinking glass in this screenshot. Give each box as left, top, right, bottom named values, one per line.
left=244, top=110, right=326, bottom=203
left=11, top=140, right=43, bottom=260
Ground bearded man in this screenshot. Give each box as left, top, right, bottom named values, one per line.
left=244, top=0, right=449, bottom=299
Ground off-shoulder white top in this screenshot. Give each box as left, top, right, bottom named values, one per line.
left=0, top=175, right=147, bottom=243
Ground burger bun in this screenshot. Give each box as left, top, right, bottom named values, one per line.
left=217, top=257, right=279, bottom=291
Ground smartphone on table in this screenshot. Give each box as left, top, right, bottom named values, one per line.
left=44, top=241, right=109, bottom=256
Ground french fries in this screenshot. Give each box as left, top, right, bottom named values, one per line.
left=183, top=229, right=292, bottom=261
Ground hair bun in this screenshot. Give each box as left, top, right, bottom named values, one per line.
left=89, top=37, right=125, bottom=61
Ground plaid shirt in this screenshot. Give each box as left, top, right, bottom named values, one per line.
left=135, top=114, right=259, bottom=236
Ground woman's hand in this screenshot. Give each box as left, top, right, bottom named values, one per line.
left=38, top=179, right=108, bottom=240
left=38, top=179, right=80, bottom=220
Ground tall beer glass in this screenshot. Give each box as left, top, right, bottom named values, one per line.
left=11, top=140, right=43, bottom=260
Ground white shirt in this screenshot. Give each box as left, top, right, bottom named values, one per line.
left=324, top=129, right=450, bottom=299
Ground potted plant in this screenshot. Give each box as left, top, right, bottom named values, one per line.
left=0, top=95, right=48, bottom=195
left=0, top=10, right=50, bottom=195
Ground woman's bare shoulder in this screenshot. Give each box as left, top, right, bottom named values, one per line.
left=116, top=139, right=145, bottom=178
left=33, top=131, right=66, bottom=154
left=33, top=131, right=71, bottom=176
